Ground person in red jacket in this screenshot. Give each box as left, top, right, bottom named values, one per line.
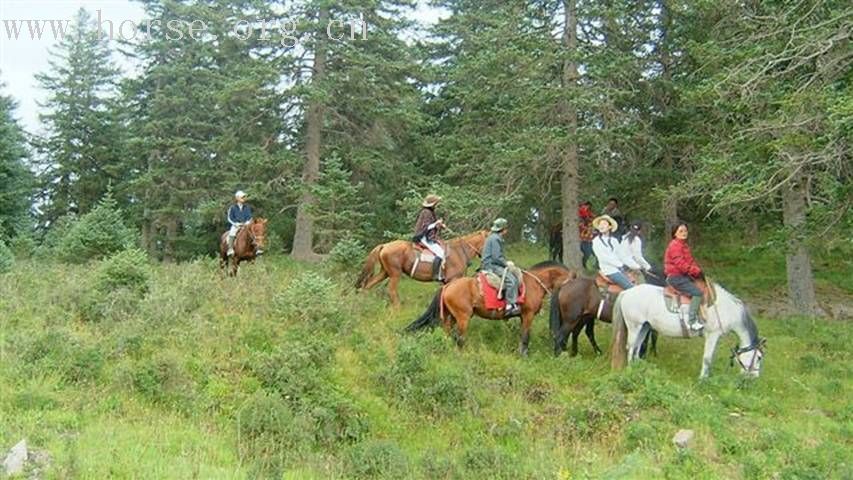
left=664, top=223, right=704, bottom=331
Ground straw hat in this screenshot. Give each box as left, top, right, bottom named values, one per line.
left=490, top=218, right=508, bottom=232
left=592, top=215, right=617, bottom=232
left=422, top=194, right=441, bottom=208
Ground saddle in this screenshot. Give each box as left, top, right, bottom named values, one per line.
left=662, top=278, right=716, bottom=336
left=478, top=272, right=525, bottom=311
left=410, top=241, right=446, bottom=276
left=662, top=278, right=715, bottom=310
left=595, top=272, right=637, bottom=295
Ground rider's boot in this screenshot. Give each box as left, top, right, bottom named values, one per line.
left=227, top=235, right=235, bottom=257
left=431, top=257, right=444, bottom=282
left=687, top=296, right=704, bottom=331
left=504, top=303, right=521, bottom=318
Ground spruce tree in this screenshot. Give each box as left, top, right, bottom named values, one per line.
left=0, top=80, right=33, bottom=239
left=34, top=8, right=124, bottom=225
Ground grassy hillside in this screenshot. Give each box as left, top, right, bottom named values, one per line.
left=0, top=239, right=850, bottom=479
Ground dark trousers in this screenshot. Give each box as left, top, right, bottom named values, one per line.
left=580, top=241, right=593, bottom=268
left=667, top=275, right=703, bottom=297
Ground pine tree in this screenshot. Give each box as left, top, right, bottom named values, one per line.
left=34, top=8, right=124, bottom=225
left=125, top=0, right=284, bottom=260
left=0, top=80, right=33, bottom=239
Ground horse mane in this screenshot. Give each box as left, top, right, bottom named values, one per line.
left=742, top=307, right=759, bottom=344
left=527, top=260, right=569, bottom=271
left=714, top=283, right=759, bottom=343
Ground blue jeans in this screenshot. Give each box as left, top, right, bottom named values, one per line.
left=606, top=271, right=635, bottom=290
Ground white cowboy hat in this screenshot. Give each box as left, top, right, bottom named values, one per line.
left=235, top=190, right=247, bottom=199
left=422, top=194, right=441, bottom=208
left=592, top=215, right=617, bottom=232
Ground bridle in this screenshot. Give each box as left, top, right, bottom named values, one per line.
left=521, top=268, right=573, bottom=296
left=448, top=231, right=484, bottom=267
left=730, top=337, right=766, bottom=374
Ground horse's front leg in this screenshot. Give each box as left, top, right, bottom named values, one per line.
left=699, top=331, right=722, bottom=379
left=518, top=311, right=534, bottom=357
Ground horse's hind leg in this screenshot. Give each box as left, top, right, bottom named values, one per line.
left=362, top=270, right=388, bottom=290
left=569, top=322, right=583, bottom=357
left=626, top=325, right=644, bottom=363
left=584, top=316, right=602, bottom=355
left=387, top=273, right=402, bottom=308
left=554, top=323, right=571, bottom=357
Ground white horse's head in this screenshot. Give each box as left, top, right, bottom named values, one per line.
left=731, top=338, right=766, bottom=377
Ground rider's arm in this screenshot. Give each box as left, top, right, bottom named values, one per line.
left=227, top=205, right=239, bottom=225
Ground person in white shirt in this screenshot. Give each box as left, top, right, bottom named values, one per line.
left=623, top=221, right=653, bottom=272
left=591, top=215, right=635, bottom=289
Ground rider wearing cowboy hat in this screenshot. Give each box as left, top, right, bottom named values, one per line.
left=481, top=218, right=521, bottom=317
left=226, top=190, right=254, bottom=257
left=592, top=214, right=636, bottom=289
left=413, top=194, right=445, bottom=281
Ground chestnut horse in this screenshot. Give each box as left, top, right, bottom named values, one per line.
left=356, top=230, right=488, bottom=306
left=405, top=261, right=575, bottom=356
left=219, top=218, right=268, bottom=276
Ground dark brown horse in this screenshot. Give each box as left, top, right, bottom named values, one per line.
left=356, top=230, right=488, bottom=307
left=219, top=218, right=268, bottom=276
left=549, top=277, right=610, bottom=357
left=550, top=274, right=661, bottom=358
left=406, top=261, right=576, bottom=356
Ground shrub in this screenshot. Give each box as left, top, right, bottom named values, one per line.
left=94, top=248, right=151, bottom=296
left=53, top=193, right=136, bottom=263
left=0, top=238, right=13, bottom=273
left=382, top=334, right=474, bottom=416
left=328, top=236, right=367, bottom=270
left=8, top=233, right=36, bottom=259
left=81, top=248, right=151, bottom=322
left=62, top=344, right=106, bottom=384
left=274, top=272, right=345, bottom=326
left=346, top=439, right=409, bottom=479
left=130, top=354, right=196, bottom=410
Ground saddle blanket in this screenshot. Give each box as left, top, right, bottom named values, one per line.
left=478, top=272, right=525, bottom=310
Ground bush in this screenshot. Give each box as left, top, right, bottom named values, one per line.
left=94, top=248, right=151, bottom=296
left=0, top=238, right=13, bottom=273
left=130, top=354, right=196, bottom=410
left=274, top=272, right=345, bottom=326
left=79, top=248, right=150, bottom=322
left=382, top=334, right=474, bottom=416
left=347, top=439, right=409, bottom=479
left=8, top=233, right=36, bottom=259
left=328, top=236, right=367, bottom=270
left=53, top=193, right=136, bottom=263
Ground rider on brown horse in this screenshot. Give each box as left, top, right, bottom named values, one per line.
left=481, top=218, right=521, bottom=317
left=413, top=194, right=445, bottom=281
left=226, top=190, right=260, bottom=257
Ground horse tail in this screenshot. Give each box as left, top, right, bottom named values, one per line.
left=610, top=295, right=628, bottom=370
left=356, top=244, right=383, bottom=288
left=404, top=288, right=442, bottom=333
left=549, top=285, right=563, bottom=338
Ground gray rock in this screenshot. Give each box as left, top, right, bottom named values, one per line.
left=672, top=429, right=694, bottom=449
left=2, top=439, right=28, bottom=475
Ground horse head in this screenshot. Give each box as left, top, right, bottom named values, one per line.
left=249, top=218, right=268, bottom=251
left=527, top=260, right=576, bottom=290
left=731, top=337, right=766, bottom=378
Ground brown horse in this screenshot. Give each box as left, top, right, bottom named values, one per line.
left=356, top=230, right=488, bottom=306
left=549, top=277, right=609, bottom=357
left=405, top=261, right=576, bottom=356
left=549, top=275, right=660, bottom=358
left=219, top=218, right=268, bottom=276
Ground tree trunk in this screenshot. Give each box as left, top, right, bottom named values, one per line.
left=781, top=172, right=822, bottom=316
left=163, top=217, right=178, bottom=263
left=291, top=7, right=328, bottom=262
left=560, top=0, right=582, bottom=271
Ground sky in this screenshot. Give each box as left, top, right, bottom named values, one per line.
left=0, top=0, right=444, bottom=135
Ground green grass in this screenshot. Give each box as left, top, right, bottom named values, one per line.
left=0, top=238, right=850, bottom=479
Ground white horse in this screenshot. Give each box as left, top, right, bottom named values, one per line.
left=610, top=283, right=765, bottom=378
